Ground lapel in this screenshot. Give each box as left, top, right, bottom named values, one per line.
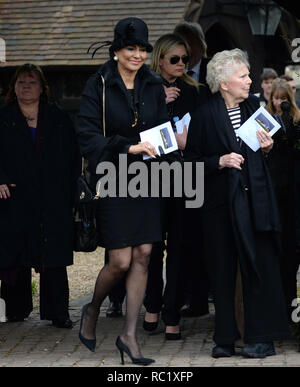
left=38, top=103, right=61, bottom=160
left=209, top=92, right=241, bottom=154
left=10, top=102, right=35, bottom=149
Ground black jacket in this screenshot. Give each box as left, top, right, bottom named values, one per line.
left=198, top=57, right=210, bottom=86
left=76, top=60, right=169, bottom=174
left=163, top=77, right=208, bottom=123
left=0, top=101, right=80, bottom=269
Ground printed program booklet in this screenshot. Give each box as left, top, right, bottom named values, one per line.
left=139, top=121, right=178, bottom=159
left=235, top=106, right=281, bottom=152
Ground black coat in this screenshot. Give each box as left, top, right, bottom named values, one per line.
left=76, top=60, right=169, bottom=174
left=185, top=92, right=281, bottom=287
left=163, top=77, right=208, bottom=122
left=198, top=57, right=210, bottom=86
left=0, top=101, right=80, bottom=269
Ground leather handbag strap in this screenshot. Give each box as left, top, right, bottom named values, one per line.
left=94, top=75, right=106, bottom=199
left=101, top=74, right=106, bottom=137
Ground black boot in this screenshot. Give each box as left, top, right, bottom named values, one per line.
left=52, top=318, right=73, bottom=329
left=212, top=345, right=235, bottom=358
left=241, top=342, right=275, bottom=358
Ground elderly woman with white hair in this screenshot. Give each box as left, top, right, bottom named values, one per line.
left=185, top=49, right=290, bottom=359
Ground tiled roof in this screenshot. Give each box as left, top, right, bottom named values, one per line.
left=0, top=0, right=188, bottom=67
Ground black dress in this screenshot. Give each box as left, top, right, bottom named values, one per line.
left=77, top=60, right=169, bottom=250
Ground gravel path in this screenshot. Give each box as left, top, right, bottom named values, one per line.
left=32, top=247, right=105, bottom=307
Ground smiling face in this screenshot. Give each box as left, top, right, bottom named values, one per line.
left=220, top=63, right=252, bottom=107
left=14, top=71, right=42, bottom=105
left=159, top=44, right=188, bottom=82
left=115, top=45, right=147, bottom=75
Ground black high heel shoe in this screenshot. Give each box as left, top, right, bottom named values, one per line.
left=143, top=320, right=158, bottom=332
left=115, top=336, right=155, bottom=366
left=143, top=313, right=159, bottom=332
left=165, top=332, right=182, bottom=340
left=79, top=304, right=96, bottom=352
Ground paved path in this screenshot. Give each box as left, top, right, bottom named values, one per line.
left=0, top=295, right=299, bottom=368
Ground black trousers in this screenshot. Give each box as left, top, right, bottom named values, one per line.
left=144, top=197, right=185, bottom=326
left=0, top=267, right=70, bottom=321
left=201, top=205, right=290, bottom=346
left=182, top=207, right=209, bottom=314
left=0, top=268, right=32, bottom=320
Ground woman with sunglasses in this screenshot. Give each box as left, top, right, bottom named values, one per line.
left=143, top=33, right=208, bottom=340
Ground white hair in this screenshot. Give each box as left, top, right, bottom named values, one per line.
left=206, top=49, right=250, bottom=94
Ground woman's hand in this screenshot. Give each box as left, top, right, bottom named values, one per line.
left=219, top=153, right=244, bottom=170
left=128, top=142, right=157, bottom=158
left=256, top=129, right=273, bottom=154
left=0, top=184, right=16, bottom=199
left=163, top=86, right=180, bottom=104
left=174, top=125, right=188, bottom=150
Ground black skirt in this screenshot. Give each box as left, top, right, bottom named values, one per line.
left=96, top=196, right=164, bottom=250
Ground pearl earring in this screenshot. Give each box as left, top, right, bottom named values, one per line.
left=113, top=55, right=118, bottom=61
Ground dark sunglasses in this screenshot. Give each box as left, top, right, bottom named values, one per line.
left=169, top=55, right=189, bottom=65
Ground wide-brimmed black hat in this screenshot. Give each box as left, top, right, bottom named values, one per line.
left=110, top=17, right=153, bottom=53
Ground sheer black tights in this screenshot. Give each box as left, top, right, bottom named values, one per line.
left=81, top=244, right=152, bottom=358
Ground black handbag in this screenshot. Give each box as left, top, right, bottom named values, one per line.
left=73, top=161, right=100, bottom=252
left=73, top=74, right=106, bottom=252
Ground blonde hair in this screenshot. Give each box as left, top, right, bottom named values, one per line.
left=267, top=78, right=300, bottom=124
left=150, top=33, right=200, bottom=89
left=206, top=49, right=250, bottom=94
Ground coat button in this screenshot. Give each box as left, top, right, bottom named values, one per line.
left=142, top=122, right=146, bottom=125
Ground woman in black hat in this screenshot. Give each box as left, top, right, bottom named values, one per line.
left=76, top=17, right=169, bottom=365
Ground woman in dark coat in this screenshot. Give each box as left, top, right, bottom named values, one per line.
left=0, top=63, right=80, bottom=327
left=266, top=78, right=300, bottom=321
left=143, top=33, right=208, bottom=339
left=185, top=49, right=290, bottom=358
left=76, top=18, right=169, bottom=365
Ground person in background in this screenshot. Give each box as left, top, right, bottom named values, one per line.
left=173, top=20, right=212, bottom=317
left=185, top=49, right=290, bottom=358
left=255, top=67, right=278, bottom=107
left=76, top=17, right=169, bottom=365
left=279, top=74, right=300, bottom=108
left=143, top=33, right=208, bottom=340
left=174, top=21, right=210, bottom=85
left=0, top=63, right=80, bottom=328
left=266, top=78, right=300, bottom=322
